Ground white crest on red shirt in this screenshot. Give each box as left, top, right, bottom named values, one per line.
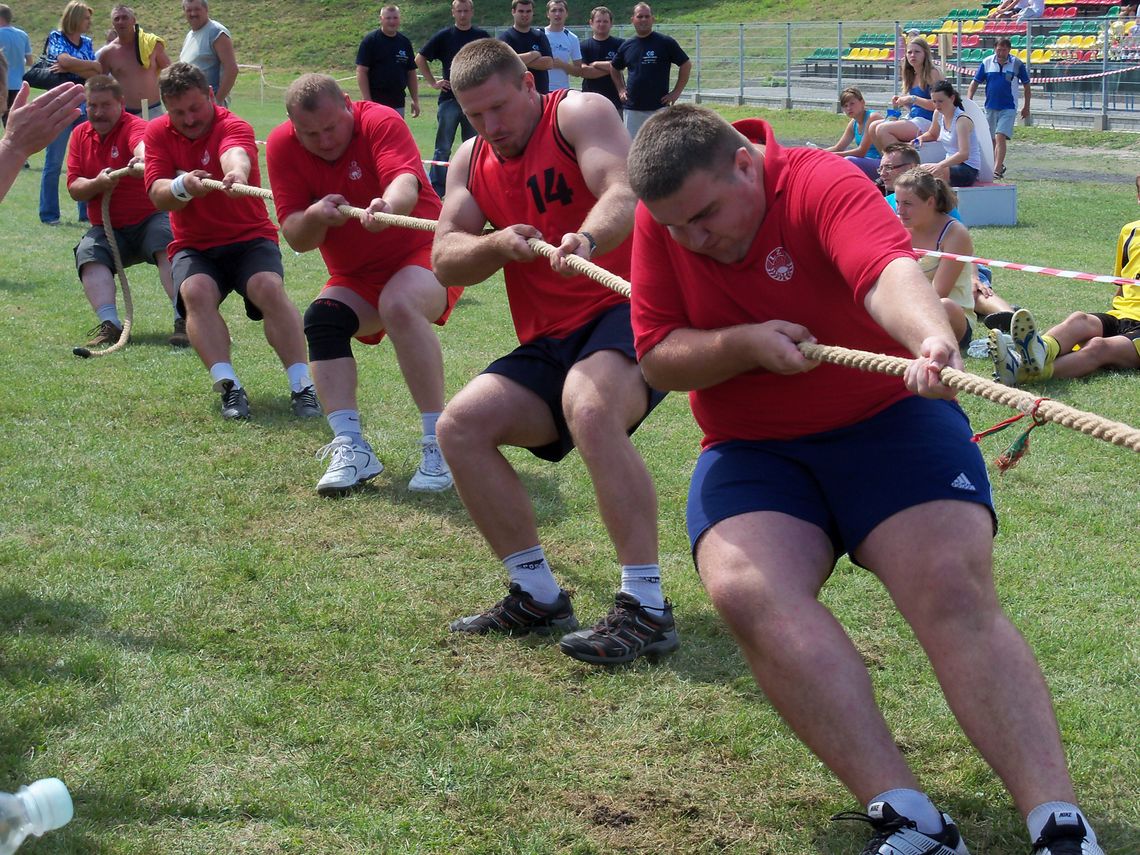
left=111, top=145, right=120, bottom=160
left=765, top=247, right=794, bottom=282
left=348, top=160, right=363, bottom=181
left=200, top=150, right=210, bottom=166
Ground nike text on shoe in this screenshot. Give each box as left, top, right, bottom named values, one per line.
left=290, top=385, right=323, bottom=418
left=85, top=320, right=122, bottom=347
left=1031, top=811, right=1104, bottom=855
left=315, top=435, right=382, bottom=496
left=559, top=592, right=680, bottom=665
left=449, top=582, right=578, bottom=636
left=408, top=434, right=453, bottom=492
left=219, top=380, right=250, bottom=420
left=1011, top=308, right=1048, bottom=379
left=990, top=328, right=1023, bottom=387
left=832, top=800, right=970, bottom=855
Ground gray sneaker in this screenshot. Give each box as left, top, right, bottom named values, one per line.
left=290, top=385, right=322, bottom=418
left=219, top=380, right=250, bottom=420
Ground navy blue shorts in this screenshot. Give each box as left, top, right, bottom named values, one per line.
left=686, top=396, right=997, bottom=568
left=483, top=302, right=667, bottom=462
left=172, top=238, right=283, bottom=322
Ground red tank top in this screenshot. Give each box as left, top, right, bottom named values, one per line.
left=467, top=88, right=630, bottom=344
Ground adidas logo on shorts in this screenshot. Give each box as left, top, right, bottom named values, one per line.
left=950, top=473, right=976, bottom=492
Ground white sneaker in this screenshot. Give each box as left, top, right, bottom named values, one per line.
left=408, top=434, right=452, bottom=492
left=315, top=436, right=382, bottom=496
left=1011, top=308, right=1048, bottom=378
left=990, top=328, right=1024, bottom=386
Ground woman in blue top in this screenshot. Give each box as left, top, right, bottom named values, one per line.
left=38, top=1, right=100, bottom=225
left=871, top=37, right=943, bottom=154
left=822, top=86, right=883, bottom=180
left=917, top=80, right=982, bottom=187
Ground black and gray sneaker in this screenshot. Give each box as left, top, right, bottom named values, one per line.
left=290, top=385, right=322, bottom=418
left=219, top=380, right=250, bottom=420
left=559, top=592, right=680, bottom=665
left=832, top=800, right=970, bottom=855
left=1031, top=810, right=1103, bottom=855
left=450, top=582, right=578, bottom=636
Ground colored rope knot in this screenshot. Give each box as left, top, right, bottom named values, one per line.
left=972, top=398, right=1051, bottom=473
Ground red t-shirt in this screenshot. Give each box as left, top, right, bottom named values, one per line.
left=66, top=112, right=154, bottom=228
left=466, top=88, right=629, bottom=344
left=143, top=106, right=278, bottom=257
left=631, top=118, right=916, bottom=447
left=265, top=101, right=439, bottom=279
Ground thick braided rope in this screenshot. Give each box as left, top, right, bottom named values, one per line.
left=197, top=177, right=1138, bottom=453
left=798, top=343, right=1140, bottom=452
left=73, top=163, right=142, bottom=358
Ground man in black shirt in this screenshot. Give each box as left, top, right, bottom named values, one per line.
left=498, top=0, right=553, bottom=95
left=578, top=5, right=623, bottom=115
left=355, top=4, right=419, bottom=118
left=415, top=0, right=490, bottom=196
left=610, top=2, right=690, bottom=137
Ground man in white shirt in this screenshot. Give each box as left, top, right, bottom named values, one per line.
left=544, top=0, right=581, bottom=90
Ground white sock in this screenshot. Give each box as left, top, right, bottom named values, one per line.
left=1027, top=802, right=1095, bottom=845
left=286, top=362, right=312, bottom=393
left=209, top=362, right=239, bottom=391
left=504, top=546, right=561, bottom=604
left=421, top=411, right=441, bottom=438
left=96, top=304, right=120, bottom=325
left=327, top=409, right=363, bottom=442
left=870, top=789, right=943, bottom=836
left=620, top=564, right=664, bottom=611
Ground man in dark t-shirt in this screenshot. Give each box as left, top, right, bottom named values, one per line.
left=355, top=4, right=418, bottom=117
left=578, top=5, right=623, bottom=115
left=415, top=0, right=490, bottom=196
left=498, top=0, right=553, bottom=94
left=609, top=2, right=689, bottom=137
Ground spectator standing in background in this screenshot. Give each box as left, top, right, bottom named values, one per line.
left=543, top=0, right=580, bottom=90
left=966, top=37, right=1029, bottom=179
left=0, top=4, right=33, bottom=126
left=499, top=0, right=553, bottom=94
left=98, top=4, right=171, bottom=119
left=414, top=0, right=490, bottom=197
left=355, top=3, right=419, bottom=118
left=180, top=0, right=237, bottom=106
left=609, top=2, right=690, bottom=137
left=578, top=5, right=623, bottom=115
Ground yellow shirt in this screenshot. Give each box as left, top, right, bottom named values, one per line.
left=1111, top=218, right=1140, bottom=321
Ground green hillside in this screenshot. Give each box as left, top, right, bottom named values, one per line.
left=14, top=0, right=962, bottom=73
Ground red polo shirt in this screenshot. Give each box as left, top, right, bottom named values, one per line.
left=66, top=111, right=154, bottom=228
left=631, top=118, right=916, bottom=447
left=143, top=105, right=277, bottom=257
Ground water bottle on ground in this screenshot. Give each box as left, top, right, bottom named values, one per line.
left=0, top=779, right=74, bottom=854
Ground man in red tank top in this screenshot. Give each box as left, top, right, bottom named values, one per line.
left=432, top=38, right=678, bottom=666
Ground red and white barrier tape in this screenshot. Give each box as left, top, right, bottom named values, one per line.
left=915, top=248, right=1138, bottom=286
left=941, top=60, right=1140, bottom=84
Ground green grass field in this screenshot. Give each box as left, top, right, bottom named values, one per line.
left=1, top=77, right=1138, bottom=853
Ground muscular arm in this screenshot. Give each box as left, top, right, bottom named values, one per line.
left=407, top=68, right=420, bottom=116
left=68, top=168, right=117, bottom=201
left=1021, top=82, right=1031, bottom=118
left=517, top=50, right=554, bottom=70
left=153, top=41, right=171, bottom=72
left=665, top=59, right=691, bottom=104
left=578, top=60, right=612, bottom=79
left=53, top=53, right=101, bottom=78
left=356, top=65, right=371, bottom=101
left=639, top=321, right=817, bottom=392
left=432, top=140, right=536, bottom=287
left=966, top=79, right=979, bottom=101
left=213, top=33, right=238, bottom=103
left=414, top=53, right=442, bottom=89
left=863, top=255, right=962, bottom=397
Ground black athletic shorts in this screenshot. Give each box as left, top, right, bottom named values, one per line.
left=1094, top=313, right=1140, bottom=341
left=482, top=302, right=667, bottom=462
left=171, top=237, right=283, bottom=322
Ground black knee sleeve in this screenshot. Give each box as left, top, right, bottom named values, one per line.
left=304, top=298, right=360, bottom=362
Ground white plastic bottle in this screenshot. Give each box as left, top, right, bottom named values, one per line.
left=0, top=779, right=74, bottom=855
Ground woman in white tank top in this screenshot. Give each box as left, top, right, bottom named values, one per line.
left=916, top=80, right=981, bottom=187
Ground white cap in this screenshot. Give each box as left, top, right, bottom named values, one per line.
left=23, top=778, right=74, bottom=832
